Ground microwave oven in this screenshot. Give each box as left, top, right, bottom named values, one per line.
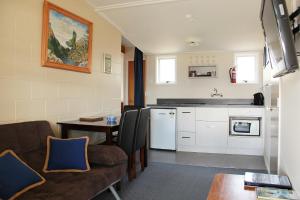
left=229, top=117, right=261, bottom=136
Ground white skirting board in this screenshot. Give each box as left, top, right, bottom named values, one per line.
left=177, top=145, right=264, bottom=156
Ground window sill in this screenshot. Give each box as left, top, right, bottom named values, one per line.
left=155, top=83, right=177, bottom=85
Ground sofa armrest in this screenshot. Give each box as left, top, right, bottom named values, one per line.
left=88, top=145, right=127, bottom=166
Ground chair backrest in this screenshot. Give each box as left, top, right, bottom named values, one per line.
left=135, top=108, right=150, bottom=150
left=118, top=110, right=139, bottom=155
left=122, top=105, right=138, bottom=114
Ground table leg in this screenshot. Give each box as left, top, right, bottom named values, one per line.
left=106, top=128, right=112, bottom=145
left=61, top=126, right=68, bottom=139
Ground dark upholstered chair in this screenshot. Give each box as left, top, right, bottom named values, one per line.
left=134, top=108, right=150, bottom=172
left=117, top=110, right=139, bottom=181
left=122, top=105, right=137, bottom=113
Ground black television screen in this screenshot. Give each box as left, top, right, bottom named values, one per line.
left=260, top=0, right=298, bottom=77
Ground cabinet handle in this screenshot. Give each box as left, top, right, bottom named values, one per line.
left=182, top=136, right=191, bottom=139
left=182, top=112, right=191, bottom=114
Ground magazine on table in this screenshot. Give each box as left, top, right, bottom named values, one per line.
left=244, top=172, right=292, bottom=189
left=256, top=187, right=299, bottom=200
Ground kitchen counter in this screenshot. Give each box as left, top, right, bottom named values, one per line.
left=148, top=98, right=264, bottom=108
left=147, top=104, right=264, bottom=108
left=149, top=99, right=265, bottom=156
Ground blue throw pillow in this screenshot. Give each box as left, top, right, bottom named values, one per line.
left=0, top=150, right=45, bottom=200
left=43, top=136, right=90, bottom=173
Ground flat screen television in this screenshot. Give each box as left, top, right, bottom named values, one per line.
left=260, top=0, right=299, bottom=77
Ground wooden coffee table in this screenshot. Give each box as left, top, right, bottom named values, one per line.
left=207, top=173, right=256, bottom=200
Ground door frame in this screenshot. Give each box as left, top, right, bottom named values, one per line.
left=128, top=60, right=146, bottom=106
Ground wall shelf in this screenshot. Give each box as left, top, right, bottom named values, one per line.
left=188, top=65, right=217, bottom=78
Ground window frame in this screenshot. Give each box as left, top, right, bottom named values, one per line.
left=234, top=52, right=260, bottom=84
left=156, top=55, right=177, bottom=85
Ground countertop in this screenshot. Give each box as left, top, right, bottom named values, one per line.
left=147, top=104, right=265, bottom=108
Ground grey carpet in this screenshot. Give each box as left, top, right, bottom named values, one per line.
left=94, top=162, right=265, bottom=200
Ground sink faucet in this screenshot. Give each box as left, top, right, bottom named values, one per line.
left=211, top=88, right=223, bottom=98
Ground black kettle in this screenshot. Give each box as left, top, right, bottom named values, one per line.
left=253, top=93, right=264, bottom=105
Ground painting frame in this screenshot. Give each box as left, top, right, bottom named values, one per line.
left=41, top=1, right=93, bottom=73
left=103, top=53, right=112, bottom=74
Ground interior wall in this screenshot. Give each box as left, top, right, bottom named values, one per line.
left=278, top=0, right=300, bottom=194
left=145, top=51, right=263, bottom=104
left=279, top=72, right=300, bottom=194
left=0, top=0, right=122, bottom=136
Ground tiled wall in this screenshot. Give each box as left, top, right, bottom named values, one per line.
left=0, top=0, right=122, bottom=136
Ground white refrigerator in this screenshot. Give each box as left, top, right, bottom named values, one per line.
left=150, top=108, right=176, bottom=150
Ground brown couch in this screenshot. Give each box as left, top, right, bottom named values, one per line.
left=0, top=121, right=127, bottom=200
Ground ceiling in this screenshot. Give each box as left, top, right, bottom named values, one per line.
left=87, top=0, right=265, bottom=54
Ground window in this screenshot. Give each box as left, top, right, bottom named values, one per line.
left=235, top=52, right=259, bottom=84
left=156, top=56, right=176, bottom=84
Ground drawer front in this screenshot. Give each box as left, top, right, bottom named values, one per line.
left=196, top=121, right=228, bottom=148
left=196, top=108, right=228, bottom=122
left=178, top=132, right=195, bottom=146
left=228, top=136, right=263, bottom=149
left=228, top=108, right=263, bottom=117
left=177, top=107, right=196, bottom=132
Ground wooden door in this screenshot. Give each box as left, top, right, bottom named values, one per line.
left=128, top=61, right=146, bottom=105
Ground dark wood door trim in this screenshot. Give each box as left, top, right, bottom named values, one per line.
left=128, top=60, right=146, bottom=106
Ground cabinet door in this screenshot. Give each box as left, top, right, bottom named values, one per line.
left=177, top=107, right=195, bottom=132
left=196, top=121, right=228, bottom=148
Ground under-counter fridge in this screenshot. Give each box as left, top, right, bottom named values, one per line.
left=150, top=108, right=176, bottom=150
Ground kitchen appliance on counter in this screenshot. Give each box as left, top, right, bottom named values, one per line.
left=150, top=108, right=176, bottom=150
left=254, top=92, right=264, bottom=105
left=229, top=117, right=261, bottom=136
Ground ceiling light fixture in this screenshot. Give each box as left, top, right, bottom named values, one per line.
left=185, top=14, right=192, bottom=19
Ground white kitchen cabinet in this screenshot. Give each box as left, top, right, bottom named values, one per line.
left=177, top=107, right=195, bottom=132
left=176, top=106, right=264, bottom=155
left=196, top=108, right=228, bottom=122
left=228, top=108, right=263, bottom=117
left=227, top=136, right=264, bottom=155
left=196, top=121, right=228, bottom=148
left=177, top=132, right=195, bottom=146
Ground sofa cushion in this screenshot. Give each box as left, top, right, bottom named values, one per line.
left=0, top=150, right=45, bottom=200
left=21, top=151, right=47, bottom=174
left=0, top=127, right=21, bottom=154
left=88, top=145, right=127, bottom=166
left=19, top=164, right=127, bottom=200
left=0, top=121, right=54, bottom=155
left=43, top=137, right=90, bottom=173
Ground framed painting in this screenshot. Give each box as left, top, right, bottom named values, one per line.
left=41, top=1, right=93, bottom=73
left=103, top=54, right=112, bottom=74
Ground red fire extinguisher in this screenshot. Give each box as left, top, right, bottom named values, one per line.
left=229, top=67, right=236, bottom=83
